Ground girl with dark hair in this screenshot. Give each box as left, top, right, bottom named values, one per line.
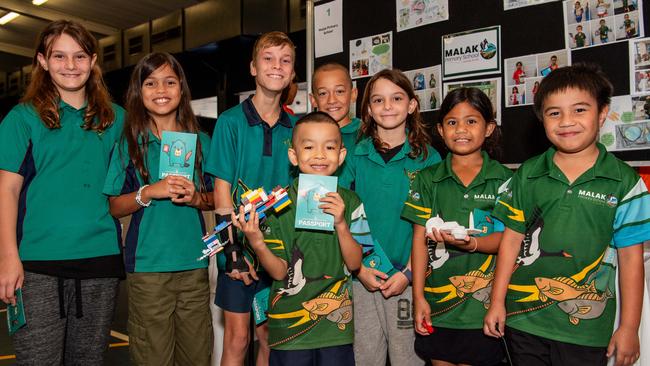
left=403, top=87, right=511, bottom=366
left=340, top=69, right=441, bottom=366
left=103, top=52, right=214, bottom=365
left=0, top=20, right=124, bottom=364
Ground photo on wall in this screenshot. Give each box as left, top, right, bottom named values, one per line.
left=403, top=65, right=442, bottom=111
left=504, top=49, right=571, bottom=107
left=504, top=0, right=556, bottom=10
left=599, top=95, right=650, bottom=151
left=443, top=77, right=502, bottom=124
left=396, top=0, right=448, bottom=32
left=629, top=37, right=650, bottom=95
left=350, top=31, right=393, bottom=79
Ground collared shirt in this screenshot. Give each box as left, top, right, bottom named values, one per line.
left=0, top=101, right=124, bottom=261
left=103, top=131, right=213, bottom=273
left=340, top=117, right=361, bottom=154
left=492, top=144, right=650, bottom=347
left=401, top=152, right=512, bottom=329
left=340, top=137, right=441, bottom=268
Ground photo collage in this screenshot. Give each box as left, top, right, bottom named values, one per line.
left=504, top=50, right=571, bottom=107
left=565, top=0, right=644, bottom=49
left=403, top=65, right=442, bottom=112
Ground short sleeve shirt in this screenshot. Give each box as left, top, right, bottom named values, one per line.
left=339, top=137, right=441, bottom=268
left=492, top=145, right=650, bottom=347
left=401, top=152, right=512, bottom=329
left=103, top=131, right=213, bottom=272
left=264, top=179, right=366, bottom=350
left=0, top=102, right=124, bottom=261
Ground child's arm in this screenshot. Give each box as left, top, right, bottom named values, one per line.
left=429, top=230, right=503, bottom=254
left=483, top=227, right=524, bottom=338
left=231, top=207, right=288, bottom=281
left=320, top=192, right=362, bottom=272
left=213, top=177, right=233, bottom=210
left=0, top=170, right=24, bottom=305
left=607, top=244, right=643, bottom=366
left=108, top=175, right=192, bottom=218
left=412, top=224, right=432, bottom=335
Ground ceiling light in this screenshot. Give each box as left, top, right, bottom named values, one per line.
left=32, top=0, right=48, bottom=5
left=0, top=12, right=20, bottom=25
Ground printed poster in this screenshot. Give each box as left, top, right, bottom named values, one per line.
left=350, top=31, right=393, bottom=79
left=564, top=0, right=644, bottom=50
left=403, top=65, right=442, bottom=111
left=630, top=37, right=650, bottom=95
left=396, top=0, right=449, bottom=32
left=504, top=0, right=557, bottom=10
left=504, top=49, right=572, bottom=107
left=443, top=77, right=502, bottom=124
left=442, top=26, right=501, bottom=80
left=315, top=0, right=343, bottom=58
left=599, top=95, right=650, bottom=151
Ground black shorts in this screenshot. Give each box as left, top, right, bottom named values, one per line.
left=505, top=326, right=607, bottom=366
left=214, top=271, right=272, bottom=313
left=269, top=344, right=354, bottom=366
left=414, top=326, right=505, bottom=366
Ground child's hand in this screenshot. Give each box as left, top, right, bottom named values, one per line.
left=356, top=264, right=387, bottom=291
left=319, top=192, right=345, bottom=226
left=230, top=206, right=264, bottom=248
left=379, top=271, right=409, bottom=299
left=227, top=257, right=259, bottom=286
left=427, top=228, right=474, bottom=251
left=167, top=176, right=196, bottom=204
left=483, top=302, right=506, bottom=338
left=0, top=254, right=23, bottom=305
left=141, top=176, right=179, bottom=202
left=414, top=296, right=433, bottom=336
left=607, top=326, right=640, bottom=366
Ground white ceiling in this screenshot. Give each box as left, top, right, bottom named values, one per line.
left=0, top=0, right=203, bottom=74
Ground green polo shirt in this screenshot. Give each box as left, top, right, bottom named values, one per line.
left=264, top=178, right=365, bottom=350
left=492, top=144, right=650, bottom=347
left=103, top=131, right=212, bottom=273
left=339, top=137, right=441, bottom=269
left=401, top=152, right=512, bottom=329
left=0, top=101, right=124, bottom=261
left=340, top=117, right=361, bottom=153
left=205, top=96, right=297, bottom=270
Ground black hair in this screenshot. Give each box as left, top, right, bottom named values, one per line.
left=292, top=111, right=341, bottom=145
left=437, top=87, right=501, bottom=159
left=533, top=62, right=613, bottom=120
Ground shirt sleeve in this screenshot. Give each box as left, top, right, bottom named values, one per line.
left=102, top=142, right=131, bottom=196
left=491, top=172, right=527, bottom=234
left=205, top=114, right=237, bottom=184
left=338, top=154, right=356, bottom=189
left=401, top=170, right=433, bottom=227
left=0, top=106, right=32, bottom=174
left=264, top=217, right=290, bottom=262
left=612, top=177, right=650, bottom=248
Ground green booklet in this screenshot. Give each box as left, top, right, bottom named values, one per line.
left=7, top=288, right=26, bottom=335
left=295, top=174, right=337, bottom=231
left=159, top=131, right=197, bottom=180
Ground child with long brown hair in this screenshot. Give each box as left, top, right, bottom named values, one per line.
left=103, top=52, right=214, bottom=365
left=339, top=68, right=441, bottom=366
left=0, top=20, right=124, bottom=364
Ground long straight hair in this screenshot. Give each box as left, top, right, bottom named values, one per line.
left=359, top=69, right=431, bottom=160
left=21, top=20, right=114, bottom=132
left=123, top=52, right=207, bottom=196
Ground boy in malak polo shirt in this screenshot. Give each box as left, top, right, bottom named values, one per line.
left=232, top=111, right=364, bottom=366
left=484, top=63, right=650, bottom=366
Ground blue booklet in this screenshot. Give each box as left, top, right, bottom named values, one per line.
left=7, top=288, right=26, bottom=335
left=159, top=131, right=197, bottom=180
left=295, top=174, right=337, bottom=231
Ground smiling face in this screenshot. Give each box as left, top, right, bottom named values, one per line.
left=289, top=122, right=346, bottom=176
left=37, top=33, right=96, bottom=100
left=141, top=63, right=181, bottom=122
left=541, top=87, right=608, bottom=155
left=251, top=44, right=295, bottom=93
left=310, top=68, right=357, bottom=126
left=437, top=102, right=495, bottom=157
left=367, top=77, right=417, bottom=133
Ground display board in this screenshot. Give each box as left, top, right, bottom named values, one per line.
left=314, top=0, right=650, bottom=164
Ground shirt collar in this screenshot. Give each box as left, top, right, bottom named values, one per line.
left=340, top=117, right=361, bottom=134
left=354, top=137, right=412, bottom=161
left=431, top=151, right=506, bottom=186
left=526, top=143, right=622, bottom=182
left=243, top=95, right=292, bottom=128
left=58, top=99, right=87, bottom=112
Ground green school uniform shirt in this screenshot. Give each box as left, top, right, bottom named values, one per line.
left=205, top=96, right=297, bottom=271
left=492, top=144, right=650, bottom=347
left=340, top=117, right=361, bottom=154
left=264, top=179, right=367, bottom=350
left=401, top=152, right=512, bottom=329
left=339, top=137, right=441, bottom=269
left=103, top=131, right=212, bottom=273
left=0, top=102, right=124, bottom=261
left=575, top=32, right=586, bottom=47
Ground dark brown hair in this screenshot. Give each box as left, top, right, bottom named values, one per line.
left=311, top=62, right=353, bottom=93
left=22, top=20, right=114, bottom=132
left=359, top=69, right=431, bottom=160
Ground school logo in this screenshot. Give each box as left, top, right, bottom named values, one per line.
left=410, top=190, right=421, bottom=201
left=479, top=39, right=497, bottom=60
left=606, top=194, right=618, bottom=207
left=577, top=189, right=618, bottom=207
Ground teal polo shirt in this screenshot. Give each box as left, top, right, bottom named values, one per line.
left=103, top=131, right=213, bottom=273
left=492, top=144, right=650, bottom=347
left=340, top=117, right=361, bottom=153
left=339, top=137, right=441, bottom=268
left=0, top=101, right=125, bottom=261
left=401, top=152, right=512, bottom=329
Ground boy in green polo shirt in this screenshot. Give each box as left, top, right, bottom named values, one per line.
left=204, top=31, right=297, bottom=365
left=484, top=64, right=649, bottom=366
left=310, top=62, right=360, bottom=153
left=232, top=111, right=363, bottom=365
